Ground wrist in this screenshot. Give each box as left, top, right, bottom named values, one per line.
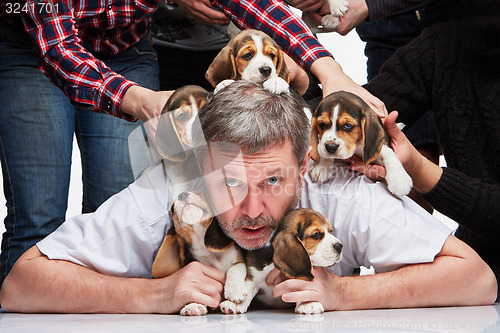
left=407, top=153, right=442, bottom=194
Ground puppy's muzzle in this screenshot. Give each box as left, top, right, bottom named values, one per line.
left=325, top=142, right=339, bottom=154
left=259, top=66, right=272, bottom=77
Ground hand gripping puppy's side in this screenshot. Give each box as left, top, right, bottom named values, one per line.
left=151, top=191, right=246, bottom=316
left=309, top=91, right=413, bottom=196
left=205, top=29, right=290, bottom=94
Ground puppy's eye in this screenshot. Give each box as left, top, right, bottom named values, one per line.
left=242, top=52, right=253, bottom=61
left=177, top=112, right=189, bottom=122
left=318, top=123, right=328, bottom=131
left=269, top=53, right=276, bottom=60
left=310, top=232, right=324, bottom=240
left=343, top=123, right=354, bottom=132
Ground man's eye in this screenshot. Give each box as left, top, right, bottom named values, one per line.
left=225, top=178, right=240, bottom=187
left=242, top=52, right=253, bottom=61
left=265, top=176, right=281, bottom=186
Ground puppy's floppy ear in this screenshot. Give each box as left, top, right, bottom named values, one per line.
left=152, top=225, right=184, bottom=278
left=204, top=217, right=235, bottom=252
left=272, top=231, right=314, bottom=281
left=310, top=115, right=321, bottom=162
left=276, top=48, right=290, bottom=83
left=205, top=43, right=237, bottom=88
left=361, top=108, right=387, bottom=165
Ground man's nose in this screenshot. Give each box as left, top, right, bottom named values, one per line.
left=240, top=190, right=264, bottom=219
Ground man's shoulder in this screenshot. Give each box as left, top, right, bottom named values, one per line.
left=127, top=163, right=173, bottom=219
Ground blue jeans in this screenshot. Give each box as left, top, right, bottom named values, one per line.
left=0, top=22, right=159, bottom=287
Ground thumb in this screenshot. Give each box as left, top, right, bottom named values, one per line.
left=383, top=111, right=402, bottom=140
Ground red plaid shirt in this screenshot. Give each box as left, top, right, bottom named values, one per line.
left=1, top=0, right=330, bottom=120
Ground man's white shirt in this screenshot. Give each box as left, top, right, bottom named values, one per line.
left=37, top=164, right=451, bottom=278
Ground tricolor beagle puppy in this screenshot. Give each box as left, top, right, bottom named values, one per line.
left=309, top=91, right=413, bottom=196
left=205, top=29, right=290, bottom=94
left=152, top=191, right=245, bottom=316
left=155, top=85, right=209, bottom=197
left=220, top=208, right=343, bottom=315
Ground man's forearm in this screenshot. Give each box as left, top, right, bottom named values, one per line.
left=336, top=236, right=497, bottom=310
left=0, top=247, right=156, bottom=313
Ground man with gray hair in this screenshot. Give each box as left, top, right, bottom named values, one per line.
left=1, top=81, right=496, bottom=313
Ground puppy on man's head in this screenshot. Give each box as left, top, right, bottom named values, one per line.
left=309, top=91, right=413, bottom=196
left=205, top=29, right=290, bottom=94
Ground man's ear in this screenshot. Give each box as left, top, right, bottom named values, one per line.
left=300, top=146, right=312, bottom=182
left=204, top=217, right=235, bottom=252
left=151, top=225, right=184, bottom=278
left=272, top=231, right=314, bottom=281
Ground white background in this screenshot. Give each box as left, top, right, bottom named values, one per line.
left=0, top=31, right=457, bottom=241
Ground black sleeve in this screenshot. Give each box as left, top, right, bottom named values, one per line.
left=363, top=26, right=437, bottom=128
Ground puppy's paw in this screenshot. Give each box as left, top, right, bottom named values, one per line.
left=263, top=77, right=289, bottom=94
left=321, top=14, right=340, bottom=31
left=180, top=303, right=208, bottom=316
left=214, top=79, right=235, bottom=94
left=220, top=300, right=249, bottom=314
left=386, top=169, right=413, bottom=196
left=295, top=301, right=324, bottom=315
left=328, top=0, right=349, bottom=16
left=224, top=282, right=248, bottom=303
left=309, top=160, right=336, bottom=183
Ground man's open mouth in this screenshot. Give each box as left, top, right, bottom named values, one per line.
left=242, top=226, right=267, bottom=239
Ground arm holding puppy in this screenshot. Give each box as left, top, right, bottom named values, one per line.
left=211, top=0, right=387, bottom=116
left=267, top=232, right=497, bottom=310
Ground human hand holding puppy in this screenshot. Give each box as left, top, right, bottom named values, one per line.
left=350, top=111, right=443, bottom=193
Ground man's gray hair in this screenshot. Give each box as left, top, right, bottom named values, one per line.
left=193, top=81, right=310, bottom=164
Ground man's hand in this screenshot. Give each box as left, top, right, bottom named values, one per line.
left=173, top=0, right=229, bottom=25
left=151, top=261, right=226, bottom=314
left=266, top=267, right=343, bottom=311
left=120, top=86, right=173, bottom=122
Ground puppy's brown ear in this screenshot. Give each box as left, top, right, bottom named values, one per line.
left=361, top=108, right=387, bottom=165
left=272, top=232, right=314, bottom=281
left=152, top=225, right=184, bottom=278
left=205, top=43, right=237, bottom=88
left=310, top=115, right=321, bottom=162
left=204, top=217, right=235, bottom=252
left=276, top=48, right=290, bottom=83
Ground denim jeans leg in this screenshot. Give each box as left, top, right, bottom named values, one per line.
left=76, top=38, right=160, bottom=212
left=0, top=30, right=75, bottom=286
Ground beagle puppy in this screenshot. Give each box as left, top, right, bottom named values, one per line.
left=220, top=208, right=343, bottom=315
left=152, top=191, right=245, bottom=316
left=309, top=91, right=413, bottom=196
left=205, top=29, right=290, bottom=94
left=155, top=85, right=209, bottom=197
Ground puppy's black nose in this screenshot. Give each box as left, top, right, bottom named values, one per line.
left=259, top=66, right=272, bottom=77
left=325, top=143, right=339, bottom=154
left=178, top=192, right=190, bottom=201
left=333, top=243, right=343, bottom=253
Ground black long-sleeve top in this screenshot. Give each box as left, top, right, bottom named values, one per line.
left=364, top=17, right=500, bottom=273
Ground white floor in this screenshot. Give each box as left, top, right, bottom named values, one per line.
left=1, top=304, right=499, bottom=333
